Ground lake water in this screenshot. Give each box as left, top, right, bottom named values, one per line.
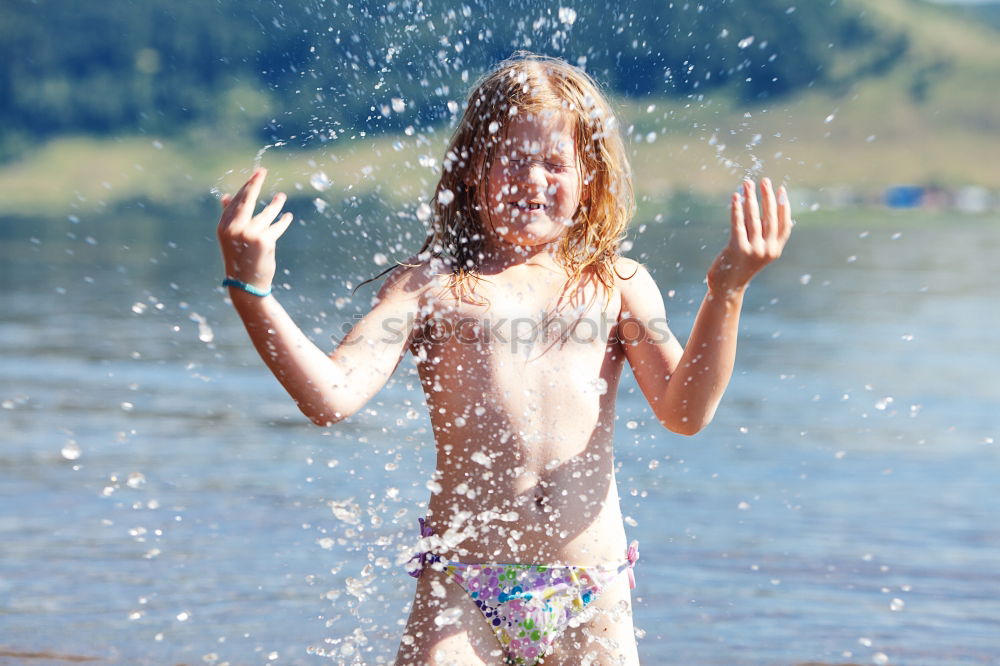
left=1, top=200, right=998, bottom=666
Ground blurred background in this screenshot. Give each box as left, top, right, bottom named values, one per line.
left=1, top=0, right=997, bottom=664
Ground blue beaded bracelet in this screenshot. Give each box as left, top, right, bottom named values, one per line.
left=222, top=278, right=272, bottom=297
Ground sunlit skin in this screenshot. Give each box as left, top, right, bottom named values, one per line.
left=217, top=118, right=792, bottom=664
left=478, top=111, right=584, bottom=266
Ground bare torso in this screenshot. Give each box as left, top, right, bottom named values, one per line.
left=408, top=260, right=630, bottom=566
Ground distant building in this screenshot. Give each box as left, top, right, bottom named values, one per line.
left=955, top=186, right=991, bottom=214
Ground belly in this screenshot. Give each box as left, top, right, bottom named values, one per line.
left=415, top=335, right=627, bottom=563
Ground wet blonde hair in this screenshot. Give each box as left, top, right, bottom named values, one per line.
left=362, top=51, right=635, bottom=304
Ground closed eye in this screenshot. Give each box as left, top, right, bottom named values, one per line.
left=505, top=157, right=572, bottom=172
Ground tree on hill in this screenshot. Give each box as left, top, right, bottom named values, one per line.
left=0, top=0, right=908, bottom=147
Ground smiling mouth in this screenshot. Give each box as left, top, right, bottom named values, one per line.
left=513, top=202, right=547, bottom=211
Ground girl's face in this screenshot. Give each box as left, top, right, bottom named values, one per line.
left=482, top=111, right=583, bottom=249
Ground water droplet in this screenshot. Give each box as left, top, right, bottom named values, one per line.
left=391, top=98, right=406, bottom=113
left=329, top=498, right=361, bottom=524
left=625, top=420, right=638, bottom=430
left=889, top=598, right=904, bottom=611
left=799, top=273, right=812, bottom=285
left=488, top=121, right=500, bottom=134
left=345, top=576, right=371, bottom=601
left=875, top=396, right=893, bottom=411
left=121, top=402, right=134, bottom=412
left=434, top=606, right=463, bottom=627
left=61, top=440, right=82, bottom=461
left=188, top=312, right=214, bottom=343
left=873, top=652, right=889, bottom=665
left=738, top=36, right=755, bottom=49
left=438, top=189, right=454, bottom=205
left=126, top=472, right=146, bottom=489
left=373, top=253, right=388, bottom=266
left=557, top=7, right=577, bottom=25
left=176, top=611, right=190, bottom=622
left=737, top=501, right=751, bottom=510
left=310, top=172, right=332, bottom=192
left=131, top=302, right=148, bottom=314
left=416, top=203, right=432, bottom=222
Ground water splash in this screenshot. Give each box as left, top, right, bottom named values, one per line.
left=253, top=141, right=287, bottom=168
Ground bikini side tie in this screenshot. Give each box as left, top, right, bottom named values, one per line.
left=626, top=540, right=639, bottom=589
left=406, top=517, right=436, bottom=578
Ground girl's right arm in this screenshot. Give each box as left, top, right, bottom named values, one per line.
left=217, top=168, right=424, bottom=426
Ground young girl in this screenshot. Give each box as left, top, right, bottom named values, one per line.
left=216, top=53, right=791, bottom=666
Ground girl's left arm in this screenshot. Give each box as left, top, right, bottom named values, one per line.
left=620, top=178, right=792, bottom=435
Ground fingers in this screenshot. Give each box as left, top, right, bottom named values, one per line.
left=242, top=167, right=267, bottom=206
left=217, top=168, right=294, bottom=242
left=217, top=193, right=233, bottom=236
left=268, top=211, right=295, bottom=240
left=730, top=191, right=748, bottom=249
left=742, top=180, right=763, bottom=243
left=227, top=168, right=267, bottom=229
left=777, top=185, right=793, bottom=242
left=760, top=177, right=778, bottom=242
left=254, top=191, right=288, bottom=227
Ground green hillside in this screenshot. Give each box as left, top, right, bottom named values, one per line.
left=1, top=0, right=998, bottom=219
left=623, top=0, right=1000, bottom=196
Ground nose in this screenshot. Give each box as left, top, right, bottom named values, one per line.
left=513, top=160, right=549, bottom=193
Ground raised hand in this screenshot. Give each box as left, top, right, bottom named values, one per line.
left=707, top=177, right=793, bottom=296
left=216, top=168, right=294, bottom=293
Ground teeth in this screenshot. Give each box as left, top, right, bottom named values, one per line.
left=516, top=202, right=545, bottom=210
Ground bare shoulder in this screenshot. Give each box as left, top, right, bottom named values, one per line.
left=372, top=254, right=444, bottom=304
left=613, top=256, right=660, bottom=305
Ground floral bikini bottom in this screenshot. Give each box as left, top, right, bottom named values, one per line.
left=407, top=518, right=639, bottom=665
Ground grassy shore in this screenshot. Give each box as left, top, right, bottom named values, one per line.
left=1, top=0, right=998, bottom=220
